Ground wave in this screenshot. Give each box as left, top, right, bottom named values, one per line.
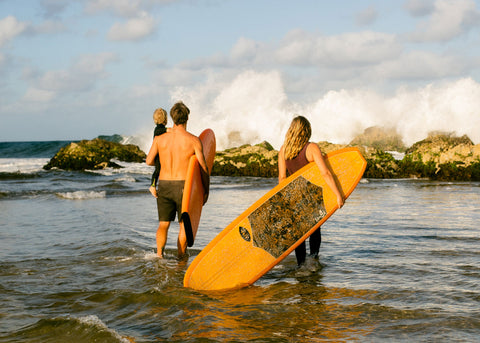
left=0, top=140, right=74, bottom=158
left=56, top=190, right=107, bottom=200
left=77, top=315, right=132, bottom=343
left=6, top=315, right=132, bottom=343
left=169, top=74, right=480, bottom=150
left=0, top=158, right=49, bottom=174
left=0, top=156, right=152, bottom=177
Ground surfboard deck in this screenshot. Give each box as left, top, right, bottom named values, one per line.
left=183, top=147, right=366, bottom=291
left=181, top=129, right=216, bottom=247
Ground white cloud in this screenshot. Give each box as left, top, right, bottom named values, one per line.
left=376, top=51, right=465, bottom=80
left=276, top=29, right=401, bottom=67
left=107, top=12, right=156, bottom=41
left=230, top=37, right=264, bottom=63
left=409, top=0, right=480, bottom=42
left=85, top=0, right=143, bottom=17
left=0, top=15, right=27, bottom=47
left=85, top=0, right=177, bottom=17
left=158, top=26, right=476, bottom=95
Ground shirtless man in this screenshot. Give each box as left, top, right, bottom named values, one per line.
left=146, top=101, right=209, bottom=258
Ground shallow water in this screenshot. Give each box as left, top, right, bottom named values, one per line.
left=1, top=151, right=480, bottom=342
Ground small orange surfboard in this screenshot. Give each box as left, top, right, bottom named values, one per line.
left=181, top=129, right=216, bottom=247
left=184, top=147, right=366, bottom=291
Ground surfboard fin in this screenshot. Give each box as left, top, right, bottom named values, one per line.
left=181, top=212, right=194, bottom=247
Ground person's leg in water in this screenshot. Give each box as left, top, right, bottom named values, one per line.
left=309, top=227, right=321, bottom=258
left=156, top=221, right=170, bottom=258
left=294, top=241, right=307, bottom=266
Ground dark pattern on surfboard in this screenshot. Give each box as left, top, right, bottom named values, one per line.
left=248, top=176, right=327, bottom=258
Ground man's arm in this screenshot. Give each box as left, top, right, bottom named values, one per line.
left=146, top=137, right=159, bottom=166
left=193, top=137, right=210, bottom=204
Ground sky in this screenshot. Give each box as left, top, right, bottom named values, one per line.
left=1, top=0, right=480, bottom=151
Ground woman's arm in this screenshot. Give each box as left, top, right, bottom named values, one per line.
left=278, top=146, right=287, bottom=183
left=307, top=143, right=344, bottom=209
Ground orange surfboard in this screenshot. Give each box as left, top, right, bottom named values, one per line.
left=184, top=147, right=366, bottom=291
left=181, top=129, right=216, bottom=247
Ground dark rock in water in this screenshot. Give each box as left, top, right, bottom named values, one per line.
left=43, top=138, right=146, bottom=171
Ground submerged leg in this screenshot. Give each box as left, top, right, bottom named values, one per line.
left=295, top=241, right=307, bottom=266
left=177, top=221, right=188, bottom=258
left=309, top=227, right=321, bottom=258
left=156, top=221, right=170, bottom=258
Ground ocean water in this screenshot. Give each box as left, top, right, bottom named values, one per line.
left=1, top=141, right=479, bottom=342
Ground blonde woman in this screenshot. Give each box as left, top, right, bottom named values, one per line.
left=278, top=116, right=344, bottom=265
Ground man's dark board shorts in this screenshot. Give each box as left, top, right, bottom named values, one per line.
left=156, top=180, right=185, bottom=221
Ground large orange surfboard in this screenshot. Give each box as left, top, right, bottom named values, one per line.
left=184, top=147, right=366, bottom=291
left=181, top=129, right=216, bottom=247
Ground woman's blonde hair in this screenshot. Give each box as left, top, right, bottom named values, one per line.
left=153, top=108, right=168, bottom=125
left=283, top=116, right=311, bottom=160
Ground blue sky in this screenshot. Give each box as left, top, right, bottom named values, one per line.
left=1, top=0, right=480, bottom=149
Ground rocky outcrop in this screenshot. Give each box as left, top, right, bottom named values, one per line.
left=212, top=141, right=278, bottom=177
left=43, top=138, right=146, bottom=171
left=401, top=132, right=480, bottom=180
left=361, top=132, right=480, bottom=180
left=211, top=130, right=480, bottom=181
left=44, top=128, right=480, bottom=180
left=406, top=132, right=476, bottom=165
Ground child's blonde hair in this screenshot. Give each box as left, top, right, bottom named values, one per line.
left=153, top=108, right=168, bottom=125
left=283, top=116, right=311, bottom=160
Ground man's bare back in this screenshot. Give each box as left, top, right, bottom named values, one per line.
left=146, top=124, right=207, bottom=180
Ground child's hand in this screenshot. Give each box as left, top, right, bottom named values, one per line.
left=149, top=186, right=158, bottom=198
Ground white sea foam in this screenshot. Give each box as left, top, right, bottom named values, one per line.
left=56, top=190, right=106, bottom=200
left=132, top=73, right=480, bottom=151
left=89, top=160, right=153, bottom=176
left=0, top=158, right=48, bottom=173
left=114, top=175, right=137, bottom=182
left=144, top=251, right=159, bottom=260
left=77, top=315, right=131, bottom=343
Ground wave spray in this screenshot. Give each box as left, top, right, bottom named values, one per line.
left=140, top=71, right=480, bottom=151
